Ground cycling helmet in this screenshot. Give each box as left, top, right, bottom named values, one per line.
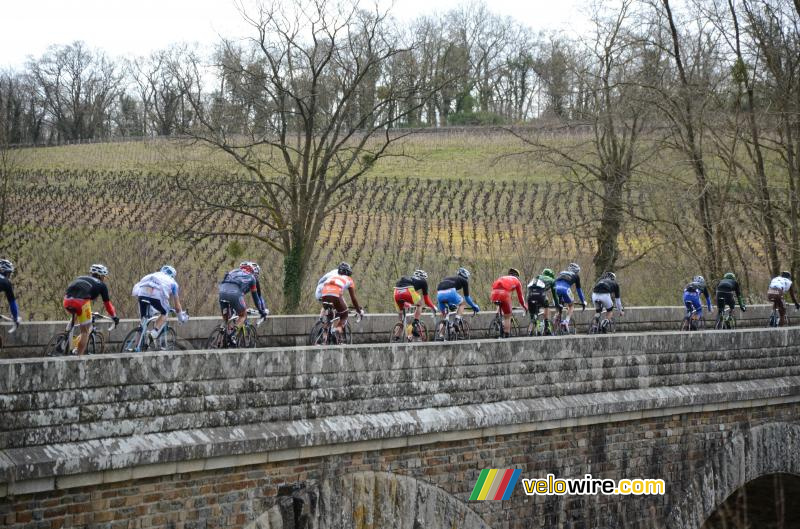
left=457, top=267, right=470, bottom=279
left=239, top=262, right=255, bottom=275
left=0, top=259, right=13, bottom=276
left=781, top=271, right=792, bottom=280
left=602, top=271, right=616, bottom=281
left=250, top=262, right=261, bottom=278
left=89, top=263, right=109, bottom=277
left=723, top=272, right=736, bottom=281
left=693, top=275, right=706, bottom=287
left=338, top=262, right=353, bottom=276
left=160, top=265, right=177, bottom=278
left=412, top=269, right=428, bottom=280
left=508, top=268, right=520, bottom=278
left=568, top=262, right=581, bottom=274
left=541, top=268, right=554, bottom=279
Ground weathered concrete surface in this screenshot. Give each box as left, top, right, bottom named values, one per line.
left=0, top=304, right=778, bottom=357
left=0, top=325, right=799, bottom=528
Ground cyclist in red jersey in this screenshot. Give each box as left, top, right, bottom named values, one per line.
left=490, top=268, right=528, bottom=337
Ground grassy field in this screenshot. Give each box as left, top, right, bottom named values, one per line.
left=1, top=131, right=778, bottom=321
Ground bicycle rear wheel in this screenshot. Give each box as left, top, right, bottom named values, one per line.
left=340, top=322, right=353, bottom=344
left=243, top=324, right=259, bottom=348
left=768, top=312, right=779, bottom=327
left=414, top=321, right=428, bottom=342
left=44, top=332, right=69, bottom=357
left=309, top=321, right=326, bottom=345
left=509, top=318, right=521, bottom=337
left=488, top=317, right=503, bottom=339
left=435, top=320, right=448, bottom=341
left=390, top=322, right=405, bottom=343
left=120, top=328, right=146, bottom=352
left=206, top=327, right=226, bottom=349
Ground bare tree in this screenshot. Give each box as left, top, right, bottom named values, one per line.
left=173, top=0, right=437, bottom=311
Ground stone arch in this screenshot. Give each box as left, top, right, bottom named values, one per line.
left=245, top=471, right=491, bottom=529
left=666, top=422, right=800, bottom=529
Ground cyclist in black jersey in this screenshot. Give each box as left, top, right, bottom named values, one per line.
left=0, top=259, right=20, bottom=330
left=715, top=272, right=746, bottom=316
left=63, top=264, right=119, bottom=355
left=394, top=270, right=437, bottom=337
left=591, top=272, right=624, bottom=330
left=435, top=267, right=480, bottom=316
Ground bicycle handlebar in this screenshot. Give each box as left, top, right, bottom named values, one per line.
left=92, top=312, right=117, bottom=331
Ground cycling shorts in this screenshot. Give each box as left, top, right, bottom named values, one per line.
left=219, top=291, right=246, bottom=315
left=490, top=289, right=512, bottom=315
left=320, top=294, right=349, bottom=321
left=527, top=291, right=549, bottom=314
left=138, top=296, right=168, bottom=318
left=436, top=288, right=463, bottom=313
left=592, top=292, right=613, bottom=312
left=63, top=297, right=92, bottom=326
left=555, top=282, right=574, bottom=305
left=683, top=291, right=702, bottom=315
left=394, top=286, right=421, bottom=311
left=716, top=293, right=735, bottom=312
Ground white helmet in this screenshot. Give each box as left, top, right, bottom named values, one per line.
left=90, top=263, right=109, bottom=277
left=160, top=265, right=177, bottom=278
left=412, top=269, right=428, bottom=280
left=693, top=275, right=706, bottom=287
left=457, top=267, right=470, bottom=279
left=0, top=259, right=14, bottom=276
left=568, top=262, right=581, bottom=274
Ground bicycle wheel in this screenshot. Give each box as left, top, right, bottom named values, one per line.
left=44, top=332, right=69, bottom=357
left=589, top=316, right=600, bottom=334
left=206, top=327, right=226, bottom=349
left=120, top=328, right=146, bottom=352
left=157, top=327, right=178, bottom=351
left=769, top=312, right=779, bottom=327
left=244, top=324, right=259, bottom=348
left=456, top=318, right=470, bottom=340
left=509, top=318, right=521, bottom=337
left=414, top=321, right=428, bottom=342
left=435, top=320, right=447, bottom=341
left=340, top=322, right=353, bottom=344
left=488, top=317, right=503, bottom=339
left=390, top=322, right=405, bottom=343
left=309, top=321, right=326, bottom=345
left=86, top=333, right=101, bottom=355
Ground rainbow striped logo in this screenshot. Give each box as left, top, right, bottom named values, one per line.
left=469, top=469, right=522, bottom=500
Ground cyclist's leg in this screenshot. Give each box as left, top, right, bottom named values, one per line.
left=323, top=295, right=348, bottom=334
left=75, top=300, right=93, bottom=355
left=556, top=286, right=574, bottom=322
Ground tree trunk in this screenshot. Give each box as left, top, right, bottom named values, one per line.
left=785, top=116, right=800, bottom=279
left=593, top=177, right=624, bottom=276
left=282, top=239, right=308, bottom=314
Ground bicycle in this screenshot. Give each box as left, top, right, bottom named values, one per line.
left=120, top=301, right=179, bottom=352
left=767, top=302, right=792, bottom=327
left=680, top=307, right=704, bottom=331
left=389, top=305, right=432, bottom=343
left=309, top=303, right=361, bottom=346
left=434, top=305, right=472, bottom=341
left=552, top=305, right=577, bottom=336
left=527, top=309, right=546, bottom=337
left=206, top=306, right=265, bottom=349
left=44, top=312, right=116, bottom=356
left=0, top=315, right=18, bottom=350
left=714, top=306, right=737, bottom=330
left=488, top=303, right=522, bottom=339
left=589, top=302, right=616, bottom=334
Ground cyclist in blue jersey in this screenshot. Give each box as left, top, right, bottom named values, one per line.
left=554, top=263, right=586, bottom=325
left=218, top=262, right=268, bottom=340
left=683, top=275, right=712, bottom=325
left=436, top=267, right=480, bottom=316
left=0, top=259, right=20, bottom=330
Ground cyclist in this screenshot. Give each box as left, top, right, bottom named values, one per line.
left=715, top=272, right=746, bottom=324
left=131, top=265, right=189, bottom=340
left=436, top=267, right=480, bottom=317
left=490, top=268, right=528, bottom=337
left=394, top=269, right=437, bottom=339
left=218, top=261, right=268, bottom=343
left=554, top=263, right=586, bottom=326
left=0, top=259, right=20, bottom=330
left=526, top=267, right=560, bottom=335
left=62, top=264, right=120, bottom=355
left=767, top=271, right=799, bottom=326
left=318, top=261, right=364, bottom=338
left=683, top=275, right=712, bottom=326
left=591, top=271, right=624, bottom=331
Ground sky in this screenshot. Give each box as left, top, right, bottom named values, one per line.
left=0, top=0, right=589, bottom=70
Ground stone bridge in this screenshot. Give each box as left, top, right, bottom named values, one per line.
left=0, top=307, right=798, bottom=528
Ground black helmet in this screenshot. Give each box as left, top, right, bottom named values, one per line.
left=338, top=262, right=353, bottom=276
left=508, top=268, right=520, bottom=278
left=781, top=271, right=792, bottom=280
